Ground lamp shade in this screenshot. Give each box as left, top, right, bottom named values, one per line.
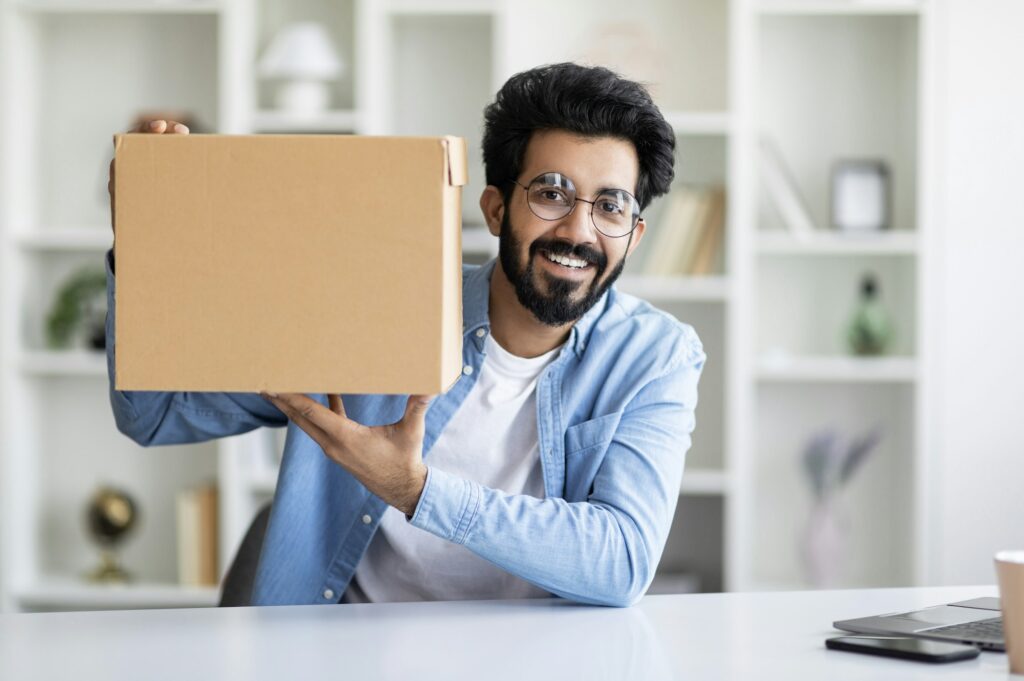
left=258, top=22, right=344, bottom=80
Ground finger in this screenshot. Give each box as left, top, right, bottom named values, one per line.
left=139, top=119, right=167, bottom=134
left=109, top=159, right=116, bottom=233
left=266, top=393, right=345, bottom=437
left=328, top=394, right=347, bottom=418
left=401, top=394, right=435, bottom=431
left=168, top=120, right=190, bottom=135
left=261, top=392, right=333, bottom=448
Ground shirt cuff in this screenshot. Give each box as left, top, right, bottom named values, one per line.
left=408, top=466, right=481, bottom=545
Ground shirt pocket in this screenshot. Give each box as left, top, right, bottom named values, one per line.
left=563, top=413, right=621, bottom=501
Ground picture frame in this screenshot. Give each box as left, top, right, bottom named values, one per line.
left=830, top=159, right=891, bottom=232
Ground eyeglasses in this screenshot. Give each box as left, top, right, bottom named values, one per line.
left=509, top=172, right=641, bottom=238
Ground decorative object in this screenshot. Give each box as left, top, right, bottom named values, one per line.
left=831, top=159, right=890, bottom=232
left=846, top=272, right=893, bottom=356
left=798, top=429, right=881, bottom=588
left=759, top=136, right=814, bottom=239
left=84, top=485, right=139, bottom=583
left=258, top=22, right=344, bottom=116
left=45, top=267, right=107, bottom=350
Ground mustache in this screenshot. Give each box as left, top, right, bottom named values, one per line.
left=529, top=238, right=607, bottom=269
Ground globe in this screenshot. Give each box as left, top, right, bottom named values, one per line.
left=85, top=486, right=138, bottom=582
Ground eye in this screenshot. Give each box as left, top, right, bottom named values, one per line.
left=597, top=198, right=625, bottom=215
left=534, top=187, right=570, bottom=205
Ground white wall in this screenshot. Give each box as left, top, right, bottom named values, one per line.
left=933, top=0, right=1024, bottom=584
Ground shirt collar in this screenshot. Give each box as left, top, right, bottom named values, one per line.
left=462, top=258, right=608, bottom=359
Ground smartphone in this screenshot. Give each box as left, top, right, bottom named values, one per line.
left=825, top=636, right=980, bottom=663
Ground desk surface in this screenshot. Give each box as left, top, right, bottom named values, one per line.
left=0, top=585, right=1010, bottom=680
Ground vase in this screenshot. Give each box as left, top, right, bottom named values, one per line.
left=799, top=496, right=847, bottom=588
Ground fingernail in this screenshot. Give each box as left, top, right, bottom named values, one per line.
left=174, top=123, right=189, bottom=134
left=149, top=120, right=162, bottom=130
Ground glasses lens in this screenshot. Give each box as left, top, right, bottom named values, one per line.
left=591, top=189, right=640, bottom=237
left=527, top=173, right=575, bottom=220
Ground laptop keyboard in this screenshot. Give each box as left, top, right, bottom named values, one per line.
left=926, top=617, right=1004, bottom=644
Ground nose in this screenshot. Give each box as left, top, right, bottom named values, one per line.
left=552, top=199, right=598, bottom=245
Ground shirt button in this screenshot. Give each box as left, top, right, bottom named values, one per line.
left=475, top=329, right=486, bottom=338
left=463, top=365, right=473, bottom=376
left=323, top=588, right=335, bottom=600
left=362, top=514, right=372, bottom=525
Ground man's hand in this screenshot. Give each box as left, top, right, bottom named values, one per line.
left=261, top=392, right=434, bottom=517
left=108, top=119, right=190, bottom=235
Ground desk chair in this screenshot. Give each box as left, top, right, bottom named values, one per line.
left=219, top=503, right=271, bottom=607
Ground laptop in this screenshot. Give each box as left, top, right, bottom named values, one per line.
left=834, top=597, right=1005, bottom=651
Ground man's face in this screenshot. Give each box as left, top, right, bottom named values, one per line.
left=497, top=130, right=644, bottom=327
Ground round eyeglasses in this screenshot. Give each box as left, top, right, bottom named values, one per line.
left=509, top=172, right=641, bottom=238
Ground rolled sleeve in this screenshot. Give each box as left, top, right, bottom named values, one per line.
left=409, top=466, right=482, bottom=545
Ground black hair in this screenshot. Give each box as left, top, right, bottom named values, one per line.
left=482, top=62, right=675, bottom=211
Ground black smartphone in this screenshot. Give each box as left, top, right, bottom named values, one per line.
left=825, top=636, right=980, bottom=663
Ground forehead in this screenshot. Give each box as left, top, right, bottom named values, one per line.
left=520, top=129, right=640, bottom=193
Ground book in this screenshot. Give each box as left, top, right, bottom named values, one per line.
left=643, top=186, right=705, bottom=276
left=177, top=484, right=219, bottom=587
left=673, top=189, right=714, bottom=275
left=687, top=186, right=726, bottom=276
left=759, top=136, right=814, bottom=239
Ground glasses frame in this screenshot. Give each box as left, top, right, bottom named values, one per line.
left=509, top=172, right=642, bottom=239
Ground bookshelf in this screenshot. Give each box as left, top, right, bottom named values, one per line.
left=0, top=0, right=940, bottom=611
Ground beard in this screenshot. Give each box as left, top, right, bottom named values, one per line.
left=497, top=209, right=627, bottom=327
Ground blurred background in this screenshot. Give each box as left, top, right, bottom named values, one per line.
left=0, top=0, right=1022, bottom=613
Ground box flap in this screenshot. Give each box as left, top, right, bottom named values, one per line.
left=444, top=136, right=468, bottom=187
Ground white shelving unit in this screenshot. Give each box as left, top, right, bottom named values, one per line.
left=0, top=0, right=937, bottom=610
left=730, top=0, right=934, bottom=592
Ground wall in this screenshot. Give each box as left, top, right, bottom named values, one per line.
left=933, top=0, right=1024, bottom=584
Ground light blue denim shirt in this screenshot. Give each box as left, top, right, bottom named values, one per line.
left=105, top=252, right=704, bottom=607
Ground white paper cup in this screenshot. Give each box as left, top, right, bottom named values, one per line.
left=996, top=550, right=1024, bottom=675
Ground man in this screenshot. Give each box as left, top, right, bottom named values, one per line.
left=105, top=63, right=704, bottom=607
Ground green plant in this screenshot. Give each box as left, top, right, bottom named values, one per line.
left=46, top=267, right=108, bottom=349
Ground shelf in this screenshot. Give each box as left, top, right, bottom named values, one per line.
left=680, top=469, right=730, bottom=496
left=757, top=0, right=922, bottom=15
left=13, top=227, right=113, bottom=252
left=662, top=111, right=731, bottom=136
left=618, top=275, right=729, bottom=303
left=757, top=231, right=918, bottom=256
left=18, top=350, right=107, bottom=377
left=15, top=0, right=222, bottom=14
left=757, top=355, right=917, bottom=383
left=384, top=0, right=500, bottom=15
left=14, top=578, right=218, bottom=610
left=251, top=110, right=361, bottom=134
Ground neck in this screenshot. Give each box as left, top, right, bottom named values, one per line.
left=488, top=260, right=573, bottom=358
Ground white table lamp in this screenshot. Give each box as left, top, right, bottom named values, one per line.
left=258, top=22, right=344, bottom=116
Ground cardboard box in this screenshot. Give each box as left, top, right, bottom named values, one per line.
left=114, top=134, right=466, bottom=394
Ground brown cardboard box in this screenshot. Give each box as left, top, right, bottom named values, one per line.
left=114, top=134, right=466, bottom=394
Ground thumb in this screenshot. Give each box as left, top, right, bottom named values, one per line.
left=401, top=394, right=435, bottom=430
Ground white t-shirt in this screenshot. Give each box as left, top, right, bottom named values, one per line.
left=345, top=333, right=560, bottom=603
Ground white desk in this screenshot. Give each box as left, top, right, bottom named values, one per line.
left=0, top=586, right=1011, bottom=680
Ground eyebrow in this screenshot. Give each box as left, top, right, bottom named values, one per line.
left=532, top=170, right=636, bottom=196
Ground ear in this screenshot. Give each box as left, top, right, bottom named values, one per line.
left=479, top=185, right=506, bottom=238
left=625, top=218, right=646, bottom=259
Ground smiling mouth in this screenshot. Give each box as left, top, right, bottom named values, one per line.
left=540, top=250, right=592, bottom=270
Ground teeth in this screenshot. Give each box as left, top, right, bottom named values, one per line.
left=544, top=251, right=588, bottom=269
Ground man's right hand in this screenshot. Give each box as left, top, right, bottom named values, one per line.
left=108, top=119, right=190, bottom=235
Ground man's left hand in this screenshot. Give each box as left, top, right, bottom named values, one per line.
left=261, top=392, right=434, bottom=517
